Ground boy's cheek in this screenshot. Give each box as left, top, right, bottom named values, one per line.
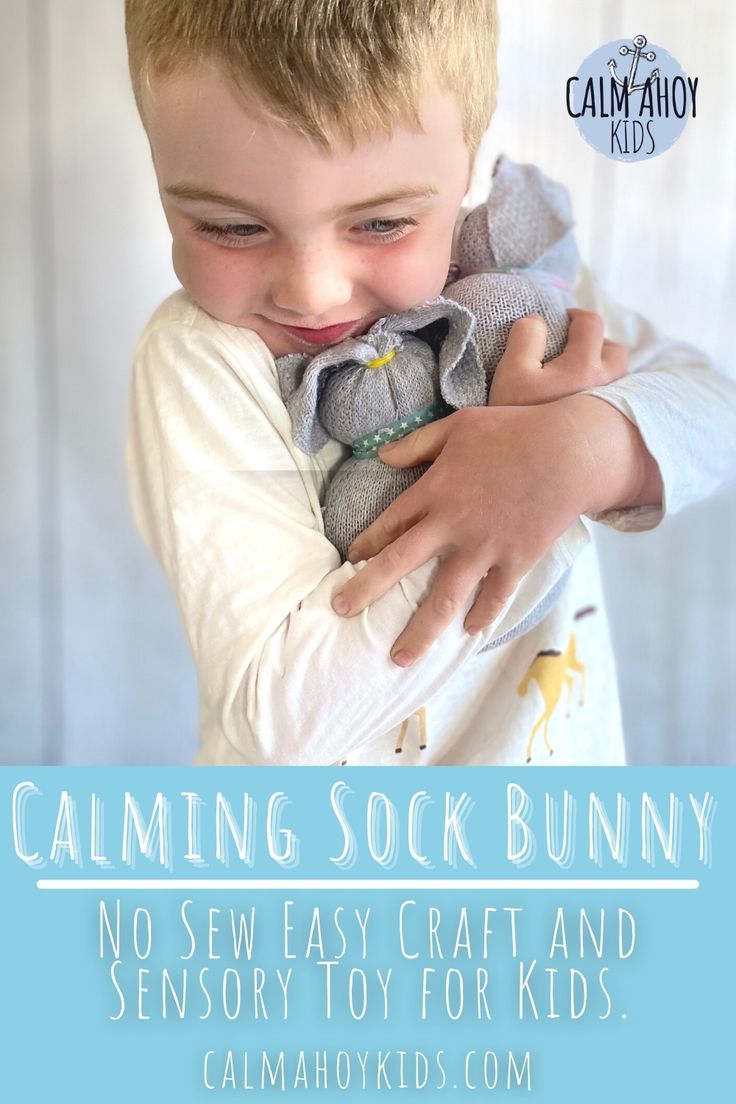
left=378, top=246, right=454, bottom=312
left=171, top=237, right=208, bottom=305
left=171, top=237, right=250, bottom=321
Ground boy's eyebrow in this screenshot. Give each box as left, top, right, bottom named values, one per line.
left=164, top=181, right=438, bottom=216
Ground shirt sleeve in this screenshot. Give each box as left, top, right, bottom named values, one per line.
left=573, top=265, right=736, bottom=531
left=127, top=311, right=586, bottom=766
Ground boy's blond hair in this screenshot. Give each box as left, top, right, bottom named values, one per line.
left=125, top=0, right=498, bottom=158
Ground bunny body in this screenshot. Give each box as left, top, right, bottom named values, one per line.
left=276, top=158, right=579, bottom=558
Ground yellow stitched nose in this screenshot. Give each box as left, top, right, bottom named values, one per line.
left=366, top=349, right=396, bottom=369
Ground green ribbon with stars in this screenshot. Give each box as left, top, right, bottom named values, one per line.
left=352, top=400, right=455, bottom=459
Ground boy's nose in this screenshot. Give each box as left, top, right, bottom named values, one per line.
left=269, top=252, right=353, bottom=322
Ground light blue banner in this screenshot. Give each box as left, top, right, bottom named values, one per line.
left=1, top=768, right=731, bottom=1100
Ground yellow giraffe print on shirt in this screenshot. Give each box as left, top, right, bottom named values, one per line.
left=517, top=607, right=595, bottom=763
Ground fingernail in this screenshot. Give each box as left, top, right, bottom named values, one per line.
left=346, top=547, right=358, bottom=563
left=379, top=440, right=400, bottom=452
left=391, top=649, right=414, bottom=667
left=332, top=593, right=350, bottom=615
left=466, top=624, right=481, bottom=636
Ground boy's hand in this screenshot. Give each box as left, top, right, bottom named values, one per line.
left=331, top=313, right=659, bottom=666
left=489, top=310, right=628, bottom=406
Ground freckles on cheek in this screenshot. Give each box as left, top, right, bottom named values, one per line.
left=172, top=237, right=243, bottom=314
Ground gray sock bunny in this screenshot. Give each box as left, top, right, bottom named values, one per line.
left=276, top=157, right=580, bottom=560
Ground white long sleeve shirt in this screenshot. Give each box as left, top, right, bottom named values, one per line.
left=126, top=271, right=736, bottom=767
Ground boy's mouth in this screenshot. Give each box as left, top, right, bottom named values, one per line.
left=273, top=318, right=370, bottom=347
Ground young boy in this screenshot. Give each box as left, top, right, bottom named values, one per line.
left=124, top=0, right=736, bottom=767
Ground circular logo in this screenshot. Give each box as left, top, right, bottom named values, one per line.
left=567, top=35, right=697, bottom=161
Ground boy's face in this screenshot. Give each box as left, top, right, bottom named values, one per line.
left=143, top=65, right=472, bottom=356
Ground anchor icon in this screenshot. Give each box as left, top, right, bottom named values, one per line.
left=608, top=34, right=660, bottom=92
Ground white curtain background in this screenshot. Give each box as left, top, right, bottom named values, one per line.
left=2, top=0, right=734, bottom=764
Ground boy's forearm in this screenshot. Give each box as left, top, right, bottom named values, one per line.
left=558, top=393, right=663, bottom=514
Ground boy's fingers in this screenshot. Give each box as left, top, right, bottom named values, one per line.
left=334, top=519, right=438, bottom=615
left=377, top=415, right=454, bottom=467
left=346, top=489, right=425, bottom=563
left=489, top=315, right=548, bottom=406
left=463, top=563, right=521, bottom=633
left=500, top=315, right=548, bottom=368
left=562, top=309, right=605, bottom=366
left=389, top=553, right=486, bottom=666
left=503, top=315, right=548, bottom=364
left=600, top=339, right=629, bottom=380
left=540, top=314, right=627, bottom=393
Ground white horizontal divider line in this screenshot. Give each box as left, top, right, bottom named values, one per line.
left=36, top=878, right=700, bottom=891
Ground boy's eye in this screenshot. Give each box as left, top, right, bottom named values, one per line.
left=358, top=217, right=418, bottom=240
left=193, top=220, right=263, bottom=243
left=192, top=216, right=417, bottom=248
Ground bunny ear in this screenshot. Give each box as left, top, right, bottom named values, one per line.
left=276, top=351, right=331, bottom=453
left=432, top=298, right=487, bottom=408
left=457, top=155, right=577, bottom=280
left=276, top=352, right=311, bottom=402
left=276, top=348, right=346, bottom=454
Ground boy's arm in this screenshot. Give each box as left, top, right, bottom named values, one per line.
left=574, top=264, right=736, bottom=526
left=127, top=308, right=586, bottom=765
left=339, top=280, right=736, bottom=661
